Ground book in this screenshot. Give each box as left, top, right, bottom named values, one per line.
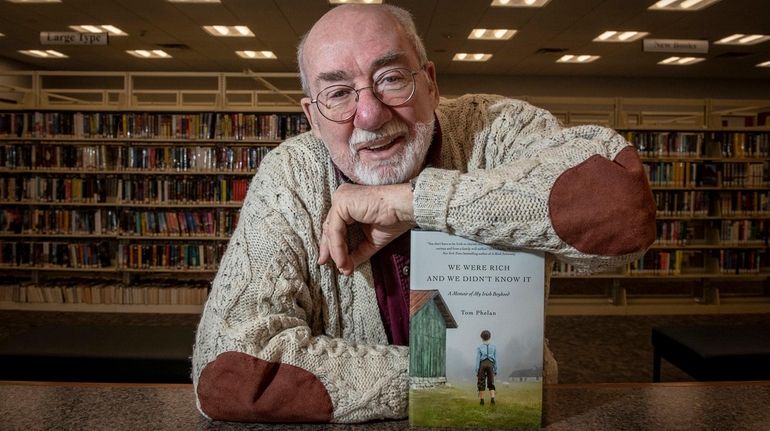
left=409, top=230, right=545, bottom=430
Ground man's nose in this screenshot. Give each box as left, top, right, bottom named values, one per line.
left=353, top=87, right=392, bottom=131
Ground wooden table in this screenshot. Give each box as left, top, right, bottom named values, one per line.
left=1, top=381, right=768, bottom=430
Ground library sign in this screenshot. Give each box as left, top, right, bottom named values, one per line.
left=642, top=38, right=708, bottom=54
left=40, top=32, right=109, bottom=45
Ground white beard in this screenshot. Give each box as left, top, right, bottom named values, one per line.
left=348, top=118, right=435, bottom=186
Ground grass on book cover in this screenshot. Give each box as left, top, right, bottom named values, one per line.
left=409, top=230, right=544, bottom=430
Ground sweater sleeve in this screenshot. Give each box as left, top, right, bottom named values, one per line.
left=413, top=96, right=656, bottom=272
left=191, top=147, right=409, bottom=424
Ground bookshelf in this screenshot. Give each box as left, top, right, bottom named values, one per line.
left=1, top=71, right=768, bottom=314
left=531, top=96, right=770, bottom=314
left=0, top=107, right=308, bottom=313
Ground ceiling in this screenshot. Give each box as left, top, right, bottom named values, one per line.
left=0, top=0, right=769, bottom=82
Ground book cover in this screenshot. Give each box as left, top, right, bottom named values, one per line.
left=409, top=230, right=545, bottom=430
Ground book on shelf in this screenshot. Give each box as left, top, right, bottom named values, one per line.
left=719, top=250, right=763, bottom=274
left=653, top=191, right=710, bottom=216
left=720, top=220, right=768, bottom=245
left=719, top=191, right=770, bottom=216
left=711, top=132, right=770, bottom=158
left=625, top=131, right=703, bottom=157
left=409, top=230, right=544, bottom=430
left=0, top=111, right=309, bottom=140
left=1, top=278, right=209, bottom=306
left=630, top=250, right=687, bottom=275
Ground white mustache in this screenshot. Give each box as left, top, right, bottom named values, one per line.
left=348, top=120, right=409, bottom=149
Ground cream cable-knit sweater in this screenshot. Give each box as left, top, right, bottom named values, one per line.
left=192, top=94, right=646, bottom=423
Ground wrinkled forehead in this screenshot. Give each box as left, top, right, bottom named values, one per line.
left=302, top=8, right=420, bottom=92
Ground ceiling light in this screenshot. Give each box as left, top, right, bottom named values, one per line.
left=717, top=34, right=744, bottom=44
left=101, top=25, right=126, bottom=36
left=453, top=53, right=492, bottom=62
left=557, top=54, right=600, bottom=63
left=658, top=56, right=705, bottom=65
left=756, top=61, right=770, bottom=68
left=491, top=0, right=551, bottom=7
left=0, top=33, right=4, bottom=37
left=126, top=49, right=172, bottom=58
left=597, top=31, right=616, bottom=41
left=593, top=30, right=648, bottom=43
left=329, top=0, right=383, bottom=3
left=649, top=0, right=721, bottom=11
left=619, top=31, right=638, bottom=41
left=738, top=35, right=764, bottom=44
left=468, top=29, right=516, bottom=40
left=203, top=25, right=254, bottom=37
left=679, top=0, right=704, bottom=8
left=167, top=0, right=221, bottom=3
left=19, top=49, right=68, bottom=58
left=715, top=34, right=770, bottom=45
left=69, top=25, right=128, bottom=36
left=235, top=50, right=277, bottom=59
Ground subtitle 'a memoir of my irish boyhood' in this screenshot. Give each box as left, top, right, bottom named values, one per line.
left=409, top=230, right=545, bottom=430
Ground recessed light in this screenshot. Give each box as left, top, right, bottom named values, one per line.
left=757, top=61, right=770, bottom=68
left=69, top=25, right=128, bottom=36
left=658, top=56, right=705, bottom=65
left=0, top=33, right=4, bottom=37
left=126, top=50, right=172, bottom=58
left=594, top=31, right=649, bottom=43
left=329, top=0, right=382, bottom=3
left=236, top=50, right=277, bottom=59
left=19, top=49, right=67, bottom=58
left=202, top=25, right=254, bottom=37
left=557, top=54, right=600, bottom=63
left=649, top=0, right=721, bottom=11
left=715, top=34, right=770, bottom=45
left=468, top=29, right=516, bottom=40
left=453, top=53, right=492, bottom=62
left=491, top=0, right=551, bottom=6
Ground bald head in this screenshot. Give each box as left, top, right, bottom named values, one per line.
left=297, top=4, right=428, bottom=95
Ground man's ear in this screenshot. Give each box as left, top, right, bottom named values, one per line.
left=301, top=97, right=323, bottom=139
left=423, top=61, right=440, bottom=108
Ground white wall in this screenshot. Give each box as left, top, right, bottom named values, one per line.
left=0, top=58, right=33, bottom=105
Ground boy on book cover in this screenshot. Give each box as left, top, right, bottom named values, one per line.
left=475, top=329, right=497, bottom=406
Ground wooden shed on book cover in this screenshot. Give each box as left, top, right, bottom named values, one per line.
left=409, top=289, right=458, bottom=379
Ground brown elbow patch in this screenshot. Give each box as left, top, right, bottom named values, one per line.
left=549, top=146, right=656, bottom=256
left=197, top=351, right=333, bottom=423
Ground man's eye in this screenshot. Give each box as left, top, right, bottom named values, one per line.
left=326, top=88, right=353, bottom=99
left=380, top=74, right=405, bottom=85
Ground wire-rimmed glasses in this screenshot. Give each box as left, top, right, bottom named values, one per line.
left=310, top=67, right=421, bottom=123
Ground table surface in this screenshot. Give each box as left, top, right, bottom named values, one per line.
left=1, top=380, right=769, bottom=431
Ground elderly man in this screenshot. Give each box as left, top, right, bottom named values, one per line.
left=192, top=4, right=655, bottom=424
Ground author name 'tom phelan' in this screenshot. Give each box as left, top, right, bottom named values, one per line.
left=461, top=309, right=497, bottom=316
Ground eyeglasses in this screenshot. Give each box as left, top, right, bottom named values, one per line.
left=311, top=67, right=422, bottom=123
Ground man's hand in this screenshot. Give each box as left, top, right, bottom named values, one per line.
left=318, top=182, right=415, bottom=275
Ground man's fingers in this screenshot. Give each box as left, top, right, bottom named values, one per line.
left=317, top=228, right=330, bottom=265
left=324, top=211, right=353, bottom=275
